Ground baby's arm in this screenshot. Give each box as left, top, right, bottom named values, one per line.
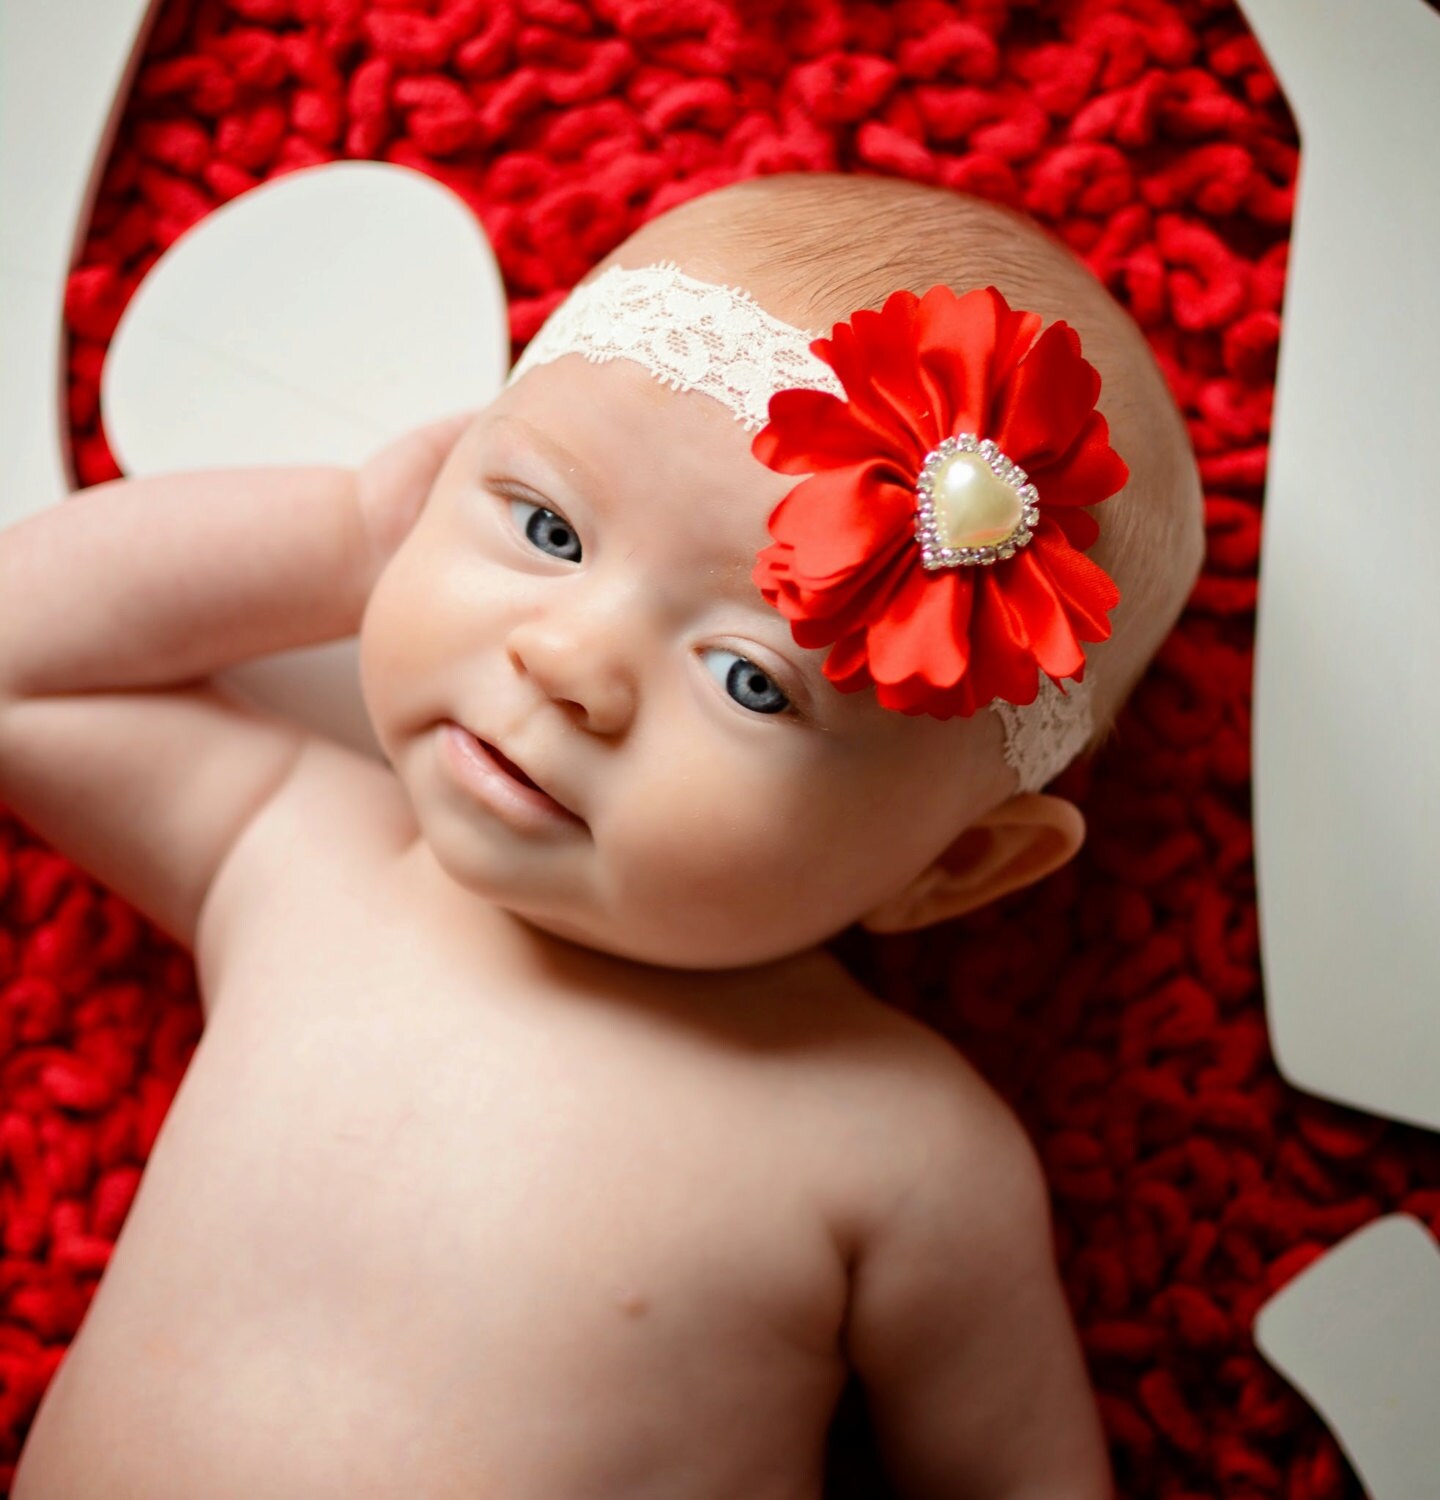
left=0, top=421, right=459, bottom=952
left=0, top=464, right=369, bottom=951
left=845, top=1055, right=1113, bottom=1500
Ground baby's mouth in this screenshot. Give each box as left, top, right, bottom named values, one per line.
left=484, top=740, right=540, bottom=792
left=442, top=722, right=585, bottom=829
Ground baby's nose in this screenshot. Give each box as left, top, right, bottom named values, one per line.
left=505, top=601, right=638, bottom=735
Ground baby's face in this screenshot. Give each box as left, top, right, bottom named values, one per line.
left=360, top=352, right=1012, bottom=969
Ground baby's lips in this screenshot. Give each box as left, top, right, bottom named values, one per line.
left=459, top=722, right=586, bottom=825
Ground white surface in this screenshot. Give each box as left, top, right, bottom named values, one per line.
left=0, top=0, right=158, bottom=519
left=1237, top=0, right=1440, bottom=1133
left=98, top=159, right=511, bottom=753
left=103, top=161, right=509, bottom=473
left=1255, top=1216, right=1440, bottom=1500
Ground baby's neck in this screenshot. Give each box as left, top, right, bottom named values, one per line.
left=394, top=834, right=846, bottom=1041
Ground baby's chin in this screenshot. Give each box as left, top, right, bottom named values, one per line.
left=496, top=897, right=832, bottom=975
left=408, top=825, right=811, bottom=973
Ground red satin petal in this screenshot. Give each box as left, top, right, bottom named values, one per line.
left=768, top=538, right=916, bottom=648
left=877, top=675, right=950, bottom=715
left=979, top=290, right=1045, bottom=407
left=821, top=540, right=919, bottom=630
left=916, top=286, right=1042, bottom=440
left=1028, top=411, right=1130, bottom=509
left=904, top=674, right=984, bottom=718
left=992, top=319, right=1101, bottom=464
left=754, top=388, right=917, bottom=476
left=821, top=630, right=875, bottom=693
left=894, top=651, right=999, bottom=717
left=999, top=550, right=1086, bottom=678
left=965, top=572, right=1046, bottom=706
left=811, top=297, right=930, bottom=471
left=1030, top=530, right=1120, bottom=639
left=1042, top=505, right=1100, bottom=551
left=853, top=294, right=938, bottom=462
left=754, top=541, right=799, bottom=611
left=866, top=566, right=970, bottom=689
left=767, top=465, right=915, bottom=583
left=760, top=571, right=849, bottom=641
left=791, top=614, right=841, bottom=648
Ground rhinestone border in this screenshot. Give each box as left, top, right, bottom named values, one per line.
left=914, top=434, right=1039, bottom=570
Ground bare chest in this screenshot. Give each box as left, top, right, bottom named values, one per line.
left=185, top=903, right=853, bottom=1352
left=20, top=814, right=860, bottom=1498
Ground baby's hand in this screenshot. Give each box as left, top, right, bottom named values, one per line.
left=356, top=410, right=475, bottom=578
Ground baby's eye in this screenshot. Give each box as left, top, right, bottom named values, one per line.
left=509, top=498, right=582, bottom=562
left=702, top=648, right=791, bottom=716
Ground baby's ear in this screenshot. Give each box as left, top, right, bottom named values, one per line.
left=859, top=793, right=1085, bottom=935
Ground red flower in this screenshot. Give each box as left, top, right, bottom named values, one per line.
left=751, top=284, right=1128, bottom=717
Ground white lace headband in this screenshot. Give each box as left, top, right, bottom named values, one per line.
left=506, top=261, right=1095, bottom=793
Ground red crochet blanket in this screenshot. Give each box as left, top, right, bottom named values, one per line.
left=5, top=1, right=1439, bottom=1495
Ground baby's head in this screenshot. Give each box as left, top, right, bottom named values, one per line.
left=360, top=173, right=1203, bottom=970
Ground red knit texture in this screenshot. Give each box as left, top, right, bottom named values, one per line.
left=5, top=1, right=1439, bottom=1495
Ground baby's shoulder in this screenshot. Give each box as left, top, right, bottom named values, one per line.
left=276, top=732, right=417, bottom=848
left=197, top=732, right=414, bottom=973
left=773, top=958, right=1037, bottom=1238
left=795, top=957, right=1012, bottom=1113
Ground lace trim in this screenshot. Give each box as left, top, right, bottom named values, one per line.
left=992, top=675, right=1094, bottom=793
left=507, top=261, right=843, bottom=431
left=507, top=261, right=1093, bottom=788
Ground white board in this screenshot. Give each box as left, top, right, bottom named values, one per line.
left=1236, top=0, right=1440, bottom=1134
left=0, top=0, right=160, bottom=514
left=1255, top=1216, right=1440, bottom=1500
left=102, top=162, right=508, bottom=475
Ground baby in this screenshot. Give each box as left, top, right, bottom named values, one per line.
left=0, top=172, right=1202, bottom=1498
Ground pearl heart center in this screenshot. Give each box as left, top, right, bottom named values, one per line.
left=914, top=434, right=1039, bottom=570
left=931, top=450, right=1024, bottom=549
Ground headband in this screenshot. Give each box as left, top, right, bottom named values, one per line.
left=507, top=262, right=1128, bottom=793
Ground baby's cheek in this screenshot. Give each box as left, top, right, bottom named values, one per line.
left=606, top=786, right=864, bottom=963
left=358, top=543, right=472, bottom=745
left=359, top=560, right=423, bottom=721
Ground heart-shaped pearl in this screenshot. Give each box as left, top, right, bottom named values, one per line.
left=930, top=450, right=1025, bottom=549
